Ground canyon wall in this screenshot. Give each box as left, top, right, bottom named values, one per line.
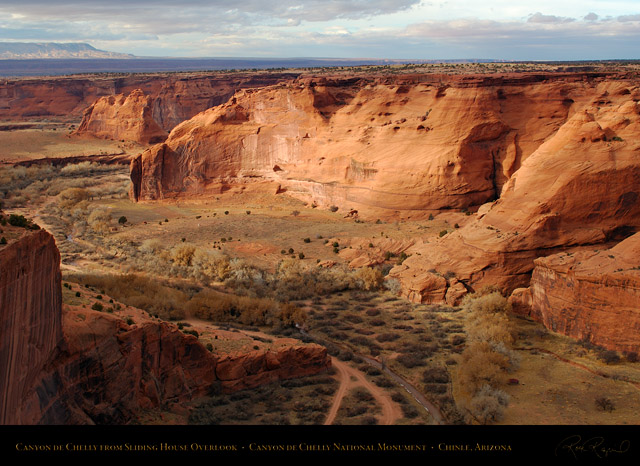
left=0, top=228, right=330, bottom=424
left=0, top=229, right=62, bottom=424
left=34, top=310, right=329, bottom=424
left=0, top=72, right=299, bottom=129
left=130, top=72, right=640, bottom=296
left=510, top=233, right=640, bottom=354
left=131, top=73, right=601, bottom=211
left=74, top=89, right=168, bottom=144
left=389, top=78, right=640, bottom=299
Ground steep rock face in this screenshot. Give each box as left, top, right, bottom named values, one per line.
left=510, top=233, right=640, bottom=354
left=390, top=79, right=640, bottom=300
left=32, top=310, right=330, bottom=424
left=0, top=230, right=62, bottom=424
left=130, top=73, right=593, bottom=212
left=0, top=73, right=298, bottom=127
left=74, top=89, right=168, bottom=144
left=0, top=229, right=330, bottom=424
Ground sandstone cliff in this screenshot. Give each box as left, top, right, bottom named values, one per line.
left=0, top=72, right=298, bottom=128
left=32, top=309, right=329, bottom=424
left=509, top=233, right=640, bottom=354
left=0, top=229, right=62, bottom=424
left=131, top=73, right=596, bottom=211
left=74, top=89, right=168, bottom=144
left=0, top=228, right=330, bottom=424
left=389, top=78, right=640, bottom=300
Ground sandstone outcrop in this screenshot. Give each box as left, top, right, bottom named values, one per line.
left=390, top=78, right=640, bottom=300
left=0, top=72, right=298, bottom=127
left=0, top=228, right=330, bottom=424
left=510, top=233, right=640, bottom=354
left=32, top=310, right=329, bottom=424
left=74, top=89, right=168, bottom=144
left=131, top=73, right=595, bottom=210
left=0, top=229, right=62, bottom=424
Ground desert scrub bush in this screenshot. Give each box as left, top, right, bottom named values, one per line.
left=355, top=266, right=384, bottom=291
left=422, top=367, right=450, bottom=384
left=457, top=341, right=510, bottom=395
left=595, top=396, right=615, bottom=412
left=463, top=292, right=514, bottom=346
left=140, top=238, right=165, bottom=254
left=191, top=248, right=231, bottom=282
left=465, top=385, right=510, bottom=425
left=401, top=404, right=419, bottom=419
left=87, top=208, right=112, bottom=234
left=57, top=187, right=91, bottom=209
left=67, top=273, right=188, bottom=321
left=598, top=349, right=621, bottom=365
left=376, top=333, right=400, bottom=343
left=172, top=244, right=196, bottom=267
left=396, top=353, right=427, bottom=368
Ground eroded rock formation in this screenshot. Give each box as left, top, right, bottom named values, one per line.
left=0, top=72, right=298, bottom=128
left=389, top=79, right=640, bottom=300
left=34, top=310, right=329, bottom=424
left=131, top=74, right=594, bottom=209
left=0, top=230, right=62, bottom=424
left=0, top=229, right=330, bottom=424
left=510, top=233, right=640, bottom=354
left=74, top=89, right=168, bottom=144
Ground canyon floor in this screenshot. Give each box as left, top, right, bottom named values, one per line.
left=2, top=117, right=639, bottom=426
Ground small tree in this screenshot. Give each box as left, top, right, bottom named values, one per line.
left=118, top=216, right=127, bottom=225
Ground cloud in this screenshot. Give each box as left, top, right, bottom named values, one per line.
left=617, top=14, right=640, bottom=22
left=0, top=1, right=420, bottom=24
left=527, top=12, right=575, bottom=24
left=1, top=2, right=639, bottom=60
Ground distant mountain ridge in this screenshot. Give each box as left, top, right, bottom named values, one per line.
left=0, top=42, right=134, bottom=59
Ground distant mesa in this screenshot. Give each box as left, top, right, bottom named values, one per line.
left=0, top=42, right=134, bottom=59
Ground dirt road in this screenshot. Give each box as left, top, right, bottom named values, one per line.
left=324, top=357, right=403, bottom=425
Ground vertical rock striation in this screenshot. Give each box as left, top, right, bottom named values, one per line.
left=0, top=230, right=62, bottom=424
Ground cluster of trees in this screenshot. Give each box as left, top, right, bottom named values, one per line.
left=456, top=291, right=519, bottom=424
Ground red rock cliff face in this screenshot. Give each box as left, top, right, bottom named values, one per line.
left=74, top=89, right=168, bottom=144
left=0, top=73, right=298, bottom=129
left=32, top=310, right=330, bottom=424
left=0, top=230, right=330, bottom=424
left=510, top=233, right=640, bottom=354
left=130, top=73, right=593, bottom=212
left=0, top=230, right=62, bottom=424
left=389, top=77, right=640, bottom=300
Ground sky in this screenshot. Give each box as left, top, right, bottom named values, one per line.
left=0, top=1, right=639, bottom=60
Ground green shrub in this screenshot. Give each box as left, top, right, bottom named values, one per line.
left=91, top=302, right=104, bottom=311
left=439, top=230, right=448, bottom=237
left=8, top=214, right=29, bottom=228
left=118, top=216, right=127, bottom=225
